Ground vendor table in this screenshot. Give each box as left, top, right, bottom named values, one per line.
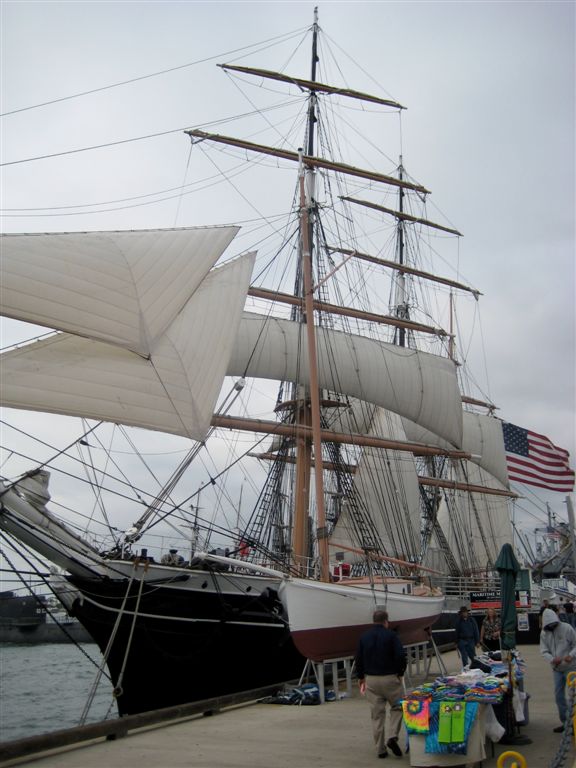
left=408, top=705, right=486, bottom=767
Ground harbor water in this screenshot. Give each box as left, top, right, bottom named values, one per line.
left=0, top=643, right=116, bottom=742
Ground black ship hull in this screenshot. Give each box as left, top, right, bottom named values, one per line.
left=67, top=570, right=306, bottom=716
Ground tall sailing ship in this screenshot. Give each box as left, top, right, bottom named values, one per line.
left=1, top=11, right=571, bottom=716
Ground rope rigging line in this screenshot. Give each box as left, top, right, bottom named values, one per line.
left=0, top=26, right=309, bottom=118
left=0, top=421, right=103, bottom=500
left=77, top=420, right=122, bottom=543
left=0, top=98, right=302, bottom=170
left=143, top=430, right=272, bottom=535
left=222, top=65, right=309, bottom=152
left=112, top=566, right=147, bottom=704
left=129, top=376, right=260, bottom=537
left=77, top=567, right=139, bottom=725
left=0, top=536, right=111, bottom=677
left=0, top=418, right=285, bottom=542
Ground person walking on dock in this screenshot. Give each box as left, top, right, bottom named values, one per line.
left=540, top=607, right=576, bottom=733
left=355, top=609, right=406, bottom=759
left=455, top=606, right=479, bottom=668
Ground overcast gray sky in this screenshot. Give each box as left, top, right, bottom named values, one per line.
left=1, top=1, right=574, bottom=545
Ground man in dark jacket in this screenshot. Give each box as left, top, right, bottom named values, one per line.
left=355, top=609, right=406, bottom=759
left=454, top=606, right=479, bottom=668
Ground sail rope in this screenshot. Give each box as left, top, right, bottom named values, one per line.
left=0, top=421, right=103, bottom=500
left=118, top=384, right=242, bottom=540
left=0, top=536, right=113, bottom=679
left=0, top=419, right=172, bottom=534
left=78, top=567, right=140, bottom=724
left=0, top=26, right=309, bottom=119
left=112, top=565, right=147, bottom=703
left=77, top=420, right=122, bottom=544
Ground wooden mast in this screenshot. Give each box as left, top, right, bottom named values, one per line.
left=298, top=153, right=329, bottom=579
left=295, top=7, right=329, bottom=581
left=396, top=158, right=407, bottom=347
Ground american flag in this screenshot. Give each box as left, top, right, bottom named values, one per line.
left=502, top=422, right=575, bottom=493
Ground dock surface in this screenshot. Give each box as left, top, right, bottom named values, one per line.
left=2, top=644, right=575, bottom=767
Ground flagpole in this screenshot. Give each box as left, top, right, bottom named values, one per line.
left=565, top=496, right=576, bottom=581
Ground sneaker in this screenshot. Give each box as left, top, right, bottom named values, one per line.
left=386, top=738, right=402, bottom=757
left=553, top=724, right=565, bottom=733
left=378, top=750, right=388, bottom=759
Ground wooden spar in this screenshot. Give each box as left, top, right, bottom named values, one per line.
left=461, top=395, right=498, bottom=410
left=327, top=542, right=444, bottom=575
left=218, top=64, right=405, bottom=109
left=299, top=154, right=329, bottom=582
left=341, top=195, right=463, bottom=236
left=418, top=476, right=518, bottom=498
left=247, top=286, right=447, bottom=336
left=248, top=451, right=357, bottom=474
left=186, top=130, right=429, bottom=194
left=274, top=398, right=349, bottom=413
left=249, top=451, right=517, bottom=499
left=210, top=414, right=471, bottom=460
left=328, top=246, right=481, bottom=298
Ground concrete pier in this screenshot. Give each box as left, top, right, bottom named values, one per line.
left=1, top=645, right=574, bottom=767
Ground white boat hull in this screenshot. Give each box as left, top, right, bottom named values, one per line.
left=280, top=578, right=445, bottom=661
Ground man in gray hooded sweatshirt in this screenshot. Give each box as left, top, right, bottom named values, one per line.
left=540, top=607, right=576, bottom=732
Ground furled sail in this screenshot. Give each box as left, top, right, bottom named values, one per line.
left=227, top=313, right=463, bottom=447
left=402, top=411, right=509, bottom=486
left=0, top=472, right=104, bottom=579
left=0, top=227, right=239, bottom=357
left=0, top=254, right=255, bottom=441
left=329, top=409, right=422, bottom=561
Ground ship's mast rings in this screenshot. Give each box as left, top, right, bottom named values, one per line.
left=297, top=148, right=329, bottom=581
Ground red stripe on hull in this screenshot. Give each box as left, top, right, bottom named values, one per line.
left=291, top=615, right=438, bottom=661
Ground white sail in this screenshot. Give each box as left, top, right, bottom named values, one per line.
left=430, top=462, right=513, bottom=573
left=329, top=409, right=422, bottom=561
left=228, top=313, right=463, bottom=446
left=0, top=227, right=239, bottom=357
left=0, top=254, right=255, bottom=441
left=402, top=410, right=509, bottom=486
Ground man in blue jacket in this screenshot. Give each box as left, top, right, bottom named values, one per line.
left=355, top=609, right=406, bottom=759
left=455, top=606, right=479, bottom=668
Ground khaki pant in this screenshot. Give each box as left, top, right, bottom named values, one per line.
left=365, top=674, right=404, bottom=754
